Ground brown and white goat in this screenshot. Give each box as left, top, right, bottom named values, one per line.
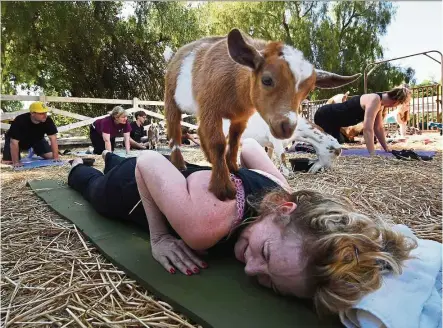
left=165, top=29, right=361, bottom=200
left=146, top=123, right=160, bottom=150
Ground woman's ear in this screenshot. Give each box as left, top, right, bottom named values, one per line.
left=280, top=202, right=297, bottom=215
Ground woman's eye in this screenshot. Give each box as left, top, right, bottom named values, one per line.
left=261, top=76, right=273, bottom=87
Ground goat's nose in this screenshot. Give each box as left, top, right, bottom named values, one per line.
left=280, top=120, right=292, bottom=138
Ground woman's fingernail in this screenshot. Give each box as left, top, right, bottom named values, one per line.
left=201, top=262, right=208, bottom=268
left=186, top=269, right=193, bottom=276
left=193, top=267, right=200, bottom=273
left=169, top=268, right=176, bottom=274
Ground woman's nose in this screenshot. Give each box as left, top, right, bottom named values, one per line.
left=244, top=257, right=266, bottom=276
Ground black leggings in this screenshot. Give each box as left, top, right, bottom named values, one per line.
left=314, top=112, right=343, bottom=142
left=68, top=153, right=149, bottom=229
left=89, top=125, right=116, bottom=155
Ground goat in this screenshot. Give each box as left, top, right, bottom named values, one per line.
left=165, top=28, right=361, bottom=200
left=146, top=123, right=160, bottom=150
left=223, top=111, right=342, bottom=176
left=326, top=91, right=350, bottom=105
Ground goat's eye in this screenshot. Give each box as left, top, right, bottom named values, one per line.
left=261, top=76, right=274, bottom=87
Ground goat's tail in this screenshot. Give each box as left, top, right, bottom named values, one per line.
left=164, top=84, right=186, bottom=170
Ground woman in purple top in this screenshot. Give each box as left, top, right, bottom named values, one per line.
left=89, top=106, right=132, bottom=155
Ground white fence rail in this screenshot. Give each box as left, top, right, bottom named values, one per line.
left=0, top=95, right=198, bottom=132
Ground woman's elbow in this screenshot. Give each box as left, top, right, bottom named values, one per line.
left=182, top=236, right=215, bottom=251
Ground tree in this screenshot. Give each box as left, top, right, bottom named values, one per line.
left=2, top=0, right=418, bottom=116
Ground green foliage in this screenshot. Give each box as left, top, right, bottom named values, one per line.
left=1, top=0, right=421, bottom=117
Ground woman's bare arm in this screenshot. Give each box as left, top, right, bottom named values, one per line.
left=123, top=132, right=131, bottom=154
left=102, top=133, right=113, bottom=152
left=374, top=111, right=390, bottom=152
left=135, top=151, right=234, bottom=250
left=361, top=94, right=381, bottom=155
left=240, top=138, right=289, bottom=189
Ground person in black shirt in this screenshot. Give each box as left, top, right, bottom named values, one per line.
left=2, top=102, right=60, bottom=167
left=314, top=85, right=411, bottom=155
left=129, top=111, right=149, bottom=150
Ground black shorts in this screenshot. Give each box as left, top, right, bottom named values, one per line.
left=2, top=136, right=52, bottom=161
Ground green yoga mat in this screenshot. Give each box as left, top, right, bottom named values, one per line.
left=29, top=179, right=343, bottom=328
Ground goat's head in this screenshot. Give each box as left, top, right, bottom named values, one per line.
left=227, top=29, right=361, bottom=140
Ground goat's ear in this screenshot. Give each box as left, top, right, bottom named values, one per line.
left=227, top=29, right=263, bottom=70
left=315, top=70, right=362, bottom=89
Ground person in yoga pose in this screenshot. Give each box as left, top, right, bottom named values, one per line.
left=129, top=110, right=149, bottom=150
left=89, top=106, right=132, bottom=155
left=2, top=102, right=60, bottom=167
left=314, top=85, right=411, bottom=155
left=68, top=138, right=416, bottom=314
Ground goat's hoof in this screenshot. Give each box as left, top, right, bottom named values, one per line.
left=280, top=165, right=291, bottom=177
left=308, top=161, right=325, bottom=173
left=171, top=150, right=187, bottom=171
left=210, top=180, right=237, bottom=201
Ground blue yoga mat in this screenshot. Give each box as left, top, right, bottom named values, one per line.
left=13, top=157, right=68, bottom=170
left=341, top=148, right=436, bottom=158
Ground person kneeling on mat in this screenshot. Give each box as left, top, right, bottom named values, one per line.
left=67, top=138, right=416, bottom=315
left=89, top=106, right=132, bottom=155
left=2, top=101, right=60, bottom=168
left=129, top=111, right=149, bottom=150
left=314, top=85, right=411, bottom=156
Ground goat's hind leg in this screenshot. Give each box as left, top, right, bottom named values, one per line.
left=165, top=96, right=186, bottom=170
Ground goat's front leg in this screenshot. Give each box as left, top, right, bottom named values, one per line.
left=293, top=116, right=342, bottom=173
left=266, top=147, right=274, bottom=159
left=200, top=118, right=236, bottom=201
left=226, top=121, right=247, bottom=172
left=272, top=140, right=291, bottom=177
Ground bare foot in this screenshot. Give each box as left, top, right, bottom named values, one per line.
left=70, top=158, right=83, bottom=169
left=102, top=150, right=110, bottom=161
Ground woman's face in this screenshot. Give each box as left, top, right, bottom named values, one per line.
left=115, top=114, right=128, bottom=125
left=382, top=98, right=400, bottom=108
left=234, top=203, right=311, bottom=298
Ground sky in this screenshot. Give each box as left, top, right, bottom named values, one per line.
left=379, top=1, right=442, bottom=84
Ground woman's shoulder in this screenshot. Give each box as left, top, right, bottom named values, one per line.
left=95, top=116, right=110, bottom=125
left=360, top=93, right=382, bottom=105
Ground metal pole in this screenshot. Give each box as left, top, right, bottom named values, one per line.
left=363, top=50, right=442, bottom=93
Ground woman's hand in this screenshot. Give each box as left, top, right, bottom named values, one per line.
left=151, top=234, right=207, bottom=275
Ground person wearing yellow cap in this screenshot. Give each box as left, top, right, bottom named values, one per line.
left=2, top=101, right=60, bottom=167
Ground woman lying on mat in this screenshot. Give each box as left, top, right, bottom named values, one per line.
left=68, top=138, right=416, bottom=314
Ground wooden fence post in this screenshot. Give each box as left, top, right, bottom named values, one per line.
left=132, top=97, right=139, bottom=111
left=39, top=93, right=46, bottom=104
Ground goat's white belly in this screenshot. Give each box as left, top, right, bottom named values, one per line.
left=174, top=53, right=198, bottom=115
left=240, top=130, right=273, bottom=148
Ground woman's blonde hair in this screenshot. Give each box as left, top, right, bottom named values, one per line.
left=386, top=84, right=411, bottom=105
left=253, top=189, right=417, bottom=315
left=110, top=106, right=128, bottom=118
